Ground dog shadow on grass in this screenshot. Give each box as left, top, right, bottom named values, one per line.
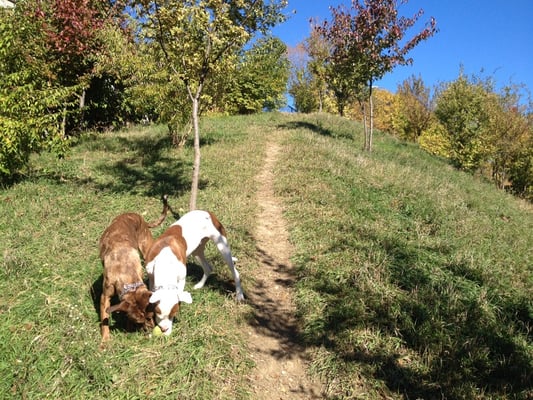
left=89, top=273, right=148, bottom=335
left=185, top=262, right=239, bottom=298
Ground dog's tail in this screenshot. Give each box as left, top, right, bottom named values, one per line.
left=147, top=194, right=171, bottom=228
left=166, top=201, right=181, bottom=220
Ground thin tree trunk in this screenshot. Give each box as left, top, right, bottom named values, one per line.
left=361, top=100, right=368, bottom=151
left=189, top=94, right=201, bottom=211
left=61, top=106, right=67, bottom=139
left=368, top=83, right=374, bottom=152
left=79, top=89, right=86, bottom=109
left=79, top=89, right=86, bottom=130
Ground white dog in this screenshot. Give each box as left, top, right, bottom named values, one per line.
left=145, top=210, right=244, bottom=335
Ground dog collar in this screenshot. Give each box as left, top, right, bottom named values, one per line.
left=152, top=286, right=193, bottom=304
left=153, top=284, right=180, bottom=292
left=120, top=282, right=146, bottom=299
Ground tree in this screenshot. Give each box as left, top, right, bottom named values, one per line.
left=393, top=74, right=433, bottom=141
left=223, top=36, right=289, bottom=114
left=434, top=73, right=532, bottom=198
left=286, top=43, right=315, bottom=113
left=135, top=0, right=286, bottom=210
left=315, top=0, right=437, bottom=151
left=484, top=85, right=532, bottom=195
left=0, top=3, right=76, bottom=180
left=434, top=74, right=493, bottom=171
left=305, top=23, right=329, bottom=112
left=0, top=0, right=144, bottom=180
left=31, top=0, right=126, bottom=131
left=352, top=87, right=395, bottom=133
left=288, top=67, right=318, bottom=113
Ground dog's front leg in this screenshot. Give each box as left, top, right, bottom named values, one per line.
left=214, top=235, right=244, bottom=301
left=192, top=243, right=213, bottom=290
left=100, top=292, right=112, bottom=345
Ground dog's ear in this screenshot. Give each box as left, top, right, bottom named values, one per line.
left=142, top=290, right=153, bottom=300
left=149, top=291, right=161, bottom=304
left=178, top=291, right=193, bottom=304
left=169, top=302, right=181, bottom=320
left=134, top=290, right=152, bottom=305
left=107, top=301, right=129, bottom=314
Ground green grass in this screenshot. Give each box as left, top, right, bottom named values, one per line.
left=276, top=114, right=532, bottom=399
left=1, top=112, right=531, bottom=399
left=0, top=118, right=266, bottom=399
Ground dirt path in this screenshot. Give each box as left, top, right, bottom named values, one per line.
left=245, top=135, right=323, bottom=399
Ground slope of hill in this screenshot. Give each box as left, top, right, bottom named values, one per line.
left=0, top=112, right=531, bottom=399
left=275, top=113, right=532, bottom=399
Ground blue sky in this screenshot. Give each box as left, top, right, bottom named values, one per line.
left=271, top=0, right=533, bottom=97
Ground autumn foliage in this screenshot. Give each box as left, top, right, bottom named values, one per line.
left=38, top=0, right=103, bottom=56
left=313, top=0, right=437, bottom=151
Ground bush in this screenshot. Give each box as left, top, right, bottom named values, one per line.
left=0, top=12, right=74, bottom=180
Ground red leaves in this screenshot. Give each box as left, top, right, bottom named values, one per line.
left=46, top=0, right=104, bottom=56
left=31, top=0, right=120, bottom=59
left=315, top=0, right=438, bottom=80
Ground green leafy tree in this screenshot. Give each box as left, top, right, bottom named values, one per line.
left=90, top=20, right=174, bottom=128
left=327, top=48, right=361, bottom=117
left=485, top=85, right=532, bottom=196
left=508, top=120, right=532, bottom=200
left=434, top=74, right=533, bottom=199
left=315, top=0, right=437, bottom=151
left=288, top=68, right=318, bottom=113
left=30, top=0, right=126, bottom=131
left=287, top=43, right=315, bottom=113
left=393, top=74, right=433, bottom=142
left=305, top=24, right=329, bottom=112
left=135, top=0, right=286, bottom=210
left=434, top=74, right=493, bottom=171
left=224, top=36, right=289, bottom=114
left=0, top=1, right=134, bottom=180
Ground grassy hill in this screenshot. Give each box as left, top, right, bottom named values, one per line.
left=0, top=112, right=531, bottom=399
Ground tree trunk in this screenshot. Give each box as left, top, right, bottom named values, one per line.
left=368, top=83, right=374, bottom=152
left=189, top=94, right=201, bottom=211
left=79, top=89, right=86, bottom=109
left=360, top=100, right=368, bottom=151
left=362, top=82, right=374, bottom=152
left=79, top=89, right=86, bottom=130
left=61, top=106, right=67, bottom=139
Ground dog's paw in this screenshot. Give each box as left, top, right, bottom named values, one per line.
left=179, top=291, right=193, bottom=304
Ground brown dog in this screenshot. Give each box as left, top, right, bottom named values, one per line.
left=98, top=196, right=169, bottom=345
